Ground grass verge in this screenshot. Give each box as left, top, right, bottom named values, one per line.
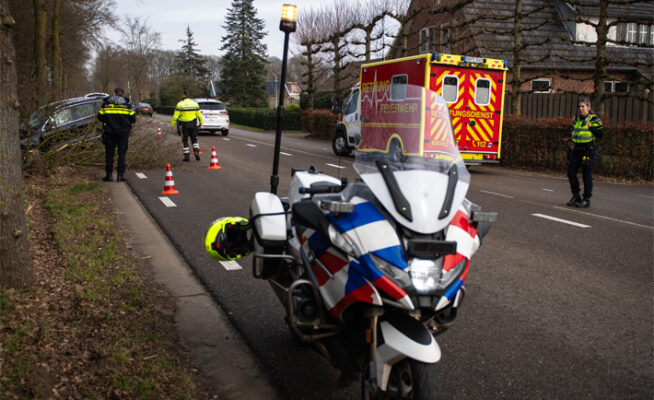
left=0, top=168, right=211, bottom=399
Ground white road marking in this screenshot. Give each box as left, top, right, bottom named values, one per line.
left=532, top=213, right=590, bottom=228
left=220, top=260, right=243, bottom=271
left=223, top=137, right=231, bottom=141
left=541, top=188, right=553, bottom=192
left=280, top=152, right=292, bottom=156
left=246, top=143, right=257, bottom=147
left=638, top=194, right=653, bottom=199
left=480, top=190, right=515, bottom=199
left=158, top=197, right=177, bottom=208
left=553, top=206, right=653, bottom=230
left=326, top=163, right=346, bottom=169
left=135, top=173, right=147, bottom=179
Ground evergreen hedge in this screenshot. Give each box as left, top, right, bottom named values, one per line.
left=501, top=115, right=653, bottom=181
left=227, top=106, right=303, bottom=130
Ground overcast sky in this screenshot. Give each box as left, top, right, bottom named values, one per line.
left=108, top=0, right=324, bottom=59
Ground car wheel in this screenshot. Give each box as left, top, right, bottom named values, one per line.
left=221, top=129, right=229, bottom=136
left=332, top=130, right=351, bottom=156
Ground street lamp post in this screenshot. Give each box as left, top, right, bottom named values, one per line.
left=270, top=4, right=297, bottom=194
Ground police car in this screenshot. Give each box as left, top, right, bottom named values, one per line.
left=193, top=98, right=229, bottom=136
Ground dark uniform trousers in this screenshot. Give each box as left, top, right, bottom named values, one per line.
left=105, top=132, right=129, bottom=176
left=567, top=145, right=597, bottom=200
left=180, top=120, right=199, bottom=155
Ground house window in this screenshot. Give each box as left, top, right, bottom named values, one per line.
left=531, top=79, right=551, bottom=93
left=390, top=74, right=408, bottom=100
left=419, top=27, right=435, bottom=53
left=604, top=81, right=629, bottom=93
left=638, top=24, right=648, bottom=44
left=474, top=78, right=491, bottom=106
left=442, top=75, right=459, bottom=103
left=617, top=23, right=653, bottom=44
left=440, top=27, right=451, bottom=53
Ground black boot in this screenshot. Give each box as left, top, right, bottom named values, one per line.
left=567, top=194, right=581, bottom=206
left=103, top=174, right=112, bottom=182
left=576, top=198, right=590, bottom=208
left=194, top=151, right=200, bottom=161
left=183, top=153, right=190, bottom=162
left=117, top=174, right=127, bottom=182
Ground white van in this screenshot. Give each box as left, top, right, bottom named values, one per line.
left=193, top=98, right=229, bottom=136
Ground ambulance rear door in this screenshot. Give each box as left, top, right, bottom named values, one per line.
left=431, top=61, right=505, bottom=164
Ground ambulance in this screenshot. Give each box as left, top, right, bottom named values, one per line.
left=332, top=53, right=508, bottom=164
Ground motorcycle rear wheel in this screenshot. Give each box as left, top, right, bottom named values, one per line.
left=361, top=358, right=438, bottom=400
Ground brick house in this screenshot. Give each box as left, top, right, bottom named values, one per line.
left=389, top=0, right=653, bottom=97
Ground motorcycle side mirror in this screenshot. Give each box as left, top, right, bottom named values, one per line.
left=471, top=211, right=497, bottom=223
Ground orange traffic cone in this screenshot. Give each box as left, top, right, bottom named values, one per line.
left=161, top=163, right=179, bottom=195
left=156, top=124, right=162, bottom=138
left=208, top=146, right=222, bottom=170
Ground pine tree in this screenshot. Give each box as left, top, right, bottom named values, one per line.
left=175, top=25, right=208, bottom=79
left=219, top=0, right=268, bottom=107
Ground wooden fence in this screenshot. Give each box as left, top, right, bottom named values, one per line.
left=503, top=92, right=654, bottom=123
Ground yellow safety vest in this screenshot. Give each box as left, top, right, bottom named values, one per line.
left=571, top=113, right=600, bottom=144
left=171, top=98, right=203, bottom=126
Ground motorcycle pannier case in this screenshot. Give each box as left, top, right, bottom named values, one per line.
left=250, top=192, right=287, bottom=278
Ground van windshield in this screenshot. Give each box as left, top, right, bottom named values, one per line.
left=198, top=102, right=224, bottom=110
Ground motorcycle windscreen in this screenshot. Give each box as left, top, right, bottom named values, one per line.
left=354, top=85, right=470, bottom=234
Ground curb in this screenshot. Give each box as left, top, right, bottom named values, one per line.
left=105, top=181, right=279, bottom=399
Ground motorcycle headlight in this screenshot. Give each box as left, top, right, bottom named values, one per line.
left=408, top=258, right=442, bottom=294
left=408, top=257, right=467, bottom=295
left=369, top=253, right=412, bottom=289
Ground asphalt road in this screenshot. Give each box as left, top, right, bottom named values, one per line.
left=125, top=125, right=653, bottom=399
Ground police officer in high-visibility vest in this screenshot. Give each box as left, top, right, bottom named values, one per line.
left=171, top=91, right=203, bottom=161
left=98, top=87, right=136, bottom=182
left=567, top=97, right=603, bottom=208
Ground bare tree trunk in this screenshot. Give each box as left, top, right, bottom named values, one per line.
left=49, top=0, right=63, bottom=98
left=33, top=0, right=46, bottom=102
left=511, top=0, right=523, bottom=115
left=593, top=0, right=608, bottom=115
left=1, top=0, right=34, bottom=288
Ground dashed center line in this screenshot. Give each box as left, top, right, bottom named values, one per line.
left=326, top=163, right=346, bottom=169
left=541, top=188, right=553, bottom=192
left=135, top=173, right=147, bottom=179
left=553, top=206, right=653, bottom=230
left=532, top=213, right=590, bottom=228
left=222, top=137, right=231, bottom=141
left=480, top=190, right=515, bottom=199
left=280, top=152, right=292, bottom=156
left=220, top=260, right=243, bottom=271
left=246, top=143, right=257, bottom=147
left=158, top=197, right=177, bottom=208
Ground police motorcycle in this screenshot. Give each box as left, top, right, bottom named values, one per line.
left=205, top=85, right=496, bottom=399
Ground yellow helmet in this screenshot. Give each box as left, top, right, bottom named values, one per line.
left=205, top=217, right=252, bottom=261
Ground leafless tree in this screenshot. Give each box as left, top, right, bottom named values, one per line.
left=119, top=16, right=161, bottom=102
left=558, top=0, right=653, bottom=114
left=1, top=0, right=33, bottom=288
left=295, top=7, right=330, bottom=109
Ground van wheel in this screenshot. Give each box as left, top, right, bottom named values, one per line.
left=221, top=129, right=229, bottom=136
left=389, top=139, right=404, bottom=163
left=332, top=130, right=351, bottom=156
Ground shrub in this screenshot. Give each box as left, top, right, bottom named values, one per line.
left=301, top=109, right=338, bottom=140
left=501, top=115, right=653, bottom=181
left=227, top=107, right=303, bottom=131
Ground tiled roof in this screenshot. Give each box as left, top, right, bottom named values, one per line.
left=448, top=0, right=653, bottom=78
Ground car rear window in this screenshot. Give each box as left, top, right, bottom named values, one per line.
left=139, top=103, right=151, bottom=108
left=198, top=102, right=225, bottom=110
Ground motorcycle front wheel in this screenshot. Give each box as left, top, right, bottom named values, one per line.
left=361, top=358, right=438, bottom=400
